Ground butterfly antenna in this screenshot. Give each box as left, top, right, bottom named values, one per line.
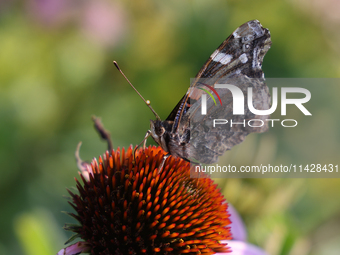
left=113, top=61, right=161, bottom=120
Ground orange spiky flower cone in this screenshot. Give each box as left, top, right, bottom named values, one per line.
left=62, top=145, right=232, bottom=255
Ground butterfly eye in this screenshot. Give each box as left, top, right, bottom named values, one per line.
left=157, top=126, right=165, bottom=136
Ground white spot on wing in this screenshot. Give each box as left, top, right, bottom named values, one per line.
left=233, top=30, right=241, bottom=38
left=239, top=53, right=248, bottom=64
left=210, top=50, right=219, bottom=59
left=212, top=52, right=233, bottom=65
left=214, top=52, right=224, bottom=62
left=252, top=47, right=261, bottom=69
left=220, top=54, right=233, bottom=64
left=252, top=48, right=257, bottom=68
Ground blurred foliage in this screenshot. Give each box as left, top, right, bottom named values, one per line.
left=0, top=0, right=340, bottom=255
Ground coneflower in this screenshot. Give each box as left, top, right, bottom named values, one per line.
left=57, top=145, right=232, bottom=255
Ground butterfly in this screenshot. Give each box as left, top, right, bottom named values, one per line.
left=147, top=20, right=272, bottom=165
left=114, top=20, right=272, bottom=165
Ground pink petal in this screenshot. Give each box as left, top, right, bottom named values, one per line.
left=228, top=204, right=247, bottom=242
left=56, top=242, right=90, bottom=255
left=81, top=1, right=126, bottom=47
left=221, top=240, right=268, bottom=255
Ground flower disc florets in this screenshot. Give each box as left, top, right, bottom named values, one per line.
left=66, top=146, right=231, bottom=255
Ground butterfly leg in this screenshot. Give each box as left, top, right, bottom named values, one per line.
left=143, top=130, right=151, bottom=149
left=133, top=130, right=151, bottom=162
left=158, top=153, right=170, bottom=173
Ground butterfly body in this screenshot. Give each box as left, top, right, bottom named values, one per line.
left=150, top=119, right=191, bottom=160
left=149, top=20, right=272, bottom=164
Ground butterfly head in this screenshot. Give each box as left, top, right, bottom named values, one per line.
left=150, top=120, right=170, bottom=153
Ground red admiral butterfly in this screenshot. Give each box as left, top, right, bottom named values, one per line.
left=115, top=20, right=272, bottom=166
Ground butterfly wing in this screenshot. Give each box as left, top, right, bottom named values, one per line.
left=194, top=19, right=271, bottom=80
left=175, top=20, right=272, bottom=164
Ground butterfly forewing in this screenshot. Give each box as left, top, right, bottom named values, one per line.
left=178, top=20, right=272, bottom=164
left=189, top=20, right=271, bottom=102
left=149, top=20, right=272, bottom=165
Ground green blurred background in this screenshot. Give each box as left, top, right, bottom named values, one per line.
left=1, top=0, right=340, bottom=254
